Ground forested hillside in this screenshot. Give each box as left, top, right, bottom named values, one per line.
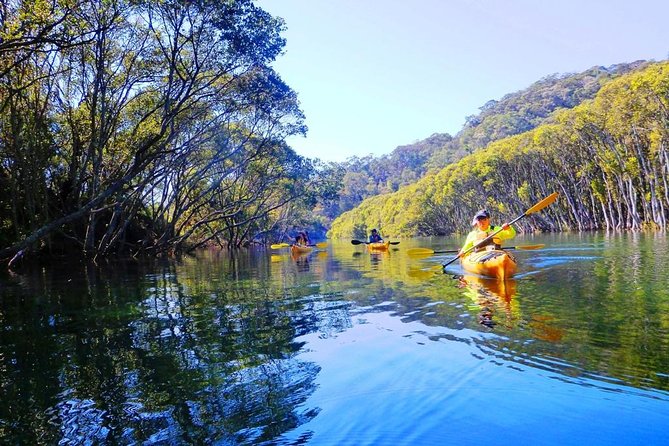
left=326, top=61, right=647, bottom=225
left=427, top=61, right=647, bottom=168
left=318, top=133, right=451, bottom=219
left=329, top=61, right=669, bottom=239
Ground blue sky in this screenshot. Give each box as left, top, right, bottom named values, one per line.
left=258, top=0, right=669, bottom=163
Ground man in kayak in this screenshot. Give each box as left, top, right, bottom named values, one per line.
left=295, top=231, right=310, bottom=246
left=459, top=209, right=516, bottom=255
left=369, top=228, right=384, bottom=243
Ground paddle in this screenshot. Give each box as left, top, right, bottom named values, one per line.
left=442, top=192, right=559, bottom=269
left=351, top=239, right=400, bottom=245
left=407, top=244, right=545, bottom=257
left=270, top=243, right=291, bottom=249
left=271, top=242, right=328, bottom=250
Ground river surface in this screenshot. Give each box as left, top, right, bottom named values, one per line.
left=1, top=232, right=669, bottom=445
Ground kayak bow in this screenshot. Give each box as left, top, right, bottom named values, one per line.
left=461, top=249, right=517, bottom=280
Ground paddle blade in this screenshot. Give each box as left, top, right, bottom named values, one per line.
left=351, top=240, right=365, bottom=245
left=270, top=243, right=290, bottom=249
left=389, top=241, right=401, bottom=245
left=513, top=244, right=545, bottom=250
left=525, top=192, right=558, bottom=215
left=407, top=248, right=436, bottom=257
left=409, top=246, right=465, bottom=259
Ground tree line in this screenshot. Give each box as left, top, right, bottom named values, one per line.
left=1, top=0, right=664, bottom=266
left=0, top=0, right=339, bottom=265
left=328, top=61, right=669, bottom=238
left=320, top=61, right=646, bottom=230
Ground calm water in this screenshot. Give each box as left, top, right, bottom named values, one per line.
left=1, top=232, right=669, bottom=445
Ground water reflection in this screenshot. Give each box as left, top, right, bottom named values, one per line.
left=291, top=251, right=311, bottom=272
left=369, top=250, right=389, bottom=270
left=1, top=234, right=669, bottom=444
left=0, top=255, right=337, bottom=444
left=457, top=275, right=519, bottom=328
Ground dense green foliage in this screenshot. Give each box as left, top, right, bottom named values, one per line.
left=447, top=61, right=647, bottom=159
left=319, top=133, right=451, bottom=219
left=0, top=0, right=338, bottom=262
left=327, top=62, right=646, bottom=225
left=329, top=61, right=669, bottom=238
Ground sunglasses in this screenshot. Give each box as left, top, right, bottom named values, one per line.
left=476, top=216, right=489, bottom=221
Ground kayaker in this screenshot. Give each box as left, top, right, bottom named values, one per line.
left=459, top=209, right=516, bottom=255
left=295, top=231, right=311, bottom=246
left=369, top=229, right=384, bottom=243
left=302, top=231, right=311, bottom=245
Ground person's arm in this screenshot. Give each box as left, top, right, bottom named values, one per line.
left=459, top=231, right=477, bottom=255
left=496, top=223, right=516, bottom=240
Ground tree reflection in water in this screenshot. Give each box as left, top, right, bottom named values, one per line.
left=0, top=256, right=343, bottom=444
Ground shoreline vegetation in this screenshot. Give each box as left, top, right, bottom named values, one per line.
left=2, top=1, right=668, bottom=268
left=0, top=0, right=339, bottom=267
left=328, top=61, right=669, bottom=239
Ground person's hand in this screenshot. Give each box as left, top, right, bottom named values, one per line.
left=501, top=222, right=510, bottom=230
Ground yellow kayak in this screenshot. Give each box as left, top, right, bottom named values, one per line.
left=367, top=241, right=390, bottom=251
left=461, top=249, right=517, bottom=280
left=290, top=244, right=313, bottom=256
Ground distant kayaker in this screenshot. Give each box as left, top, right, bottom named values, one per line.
left=459, top=209, right=516, bottom=255
left=368, top=228, right=384, bottom=243
left=295, top=231, right=310, bottom=246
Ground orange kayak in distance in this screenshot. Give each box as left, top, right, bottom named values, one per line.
left=290, top=244, right=313, bottom=256
left=367, top=241, right=390, bottom=251
left=461, top=249, right=517, bottom=280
